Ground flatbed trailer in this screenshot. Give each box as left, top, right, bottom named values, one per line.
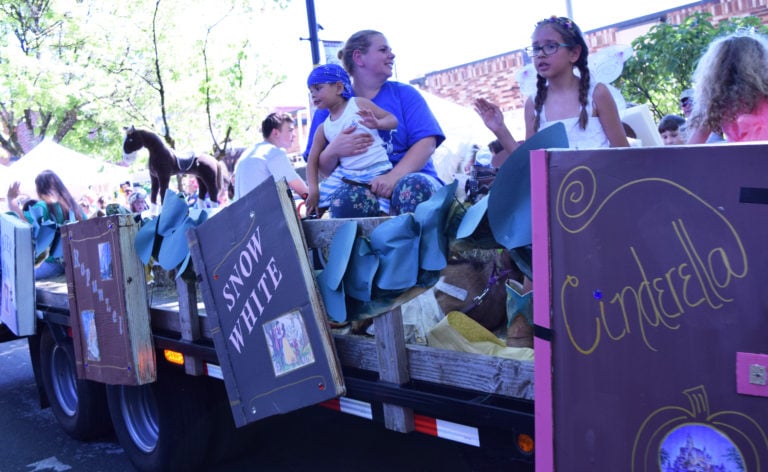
left=7, top=142, right=766, bottom=472
left=6, top=212, right=535, bottom=472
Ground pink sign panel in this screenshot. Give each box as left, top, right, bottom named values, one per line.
left=534, top=144, right=768, bottom=471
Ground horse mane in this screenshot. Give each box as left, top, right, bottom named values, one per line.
left=133, top=128, right=174, bottom=156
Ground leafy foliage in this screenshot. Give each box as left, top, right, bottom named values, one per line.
left=618, top=12, right=768, bottom=120
left=0, top=0, right=291, bottom=167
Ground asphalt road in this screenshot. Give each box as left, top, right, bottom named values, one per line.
left=0, top=338, right=528, bottom=472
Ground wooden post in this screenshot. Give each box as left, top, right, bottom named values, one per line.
left=176, top=278, right=203, bottom=375
left=374, top=307, right=414, bottom=433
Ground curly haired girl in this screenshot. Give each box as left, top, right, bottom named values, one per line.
left=687, top=29, right=768, bottom=143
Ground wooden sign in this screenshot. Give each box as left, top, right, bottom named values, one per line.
left=61, top=215, right=155, bottom=385
left=532, top=144, right=768, bottom=470
left=188, top=177, right=345, bottom=427
left=1, top=213, right=35, bottom=336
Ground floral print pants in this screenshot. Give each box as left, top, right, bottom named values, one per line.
left=328, top=172, right=442, bottom=218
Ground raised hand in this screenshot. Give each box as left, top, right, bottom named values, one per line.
left=474, top=98, right=506, bottom=134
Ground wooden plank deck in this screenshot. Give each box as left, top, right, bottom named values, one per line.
left=34, top=216, right=534, bottom=403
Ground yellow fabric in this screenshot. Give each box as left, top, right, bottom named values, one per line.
left=427, top=311, right=534, bottom=361
left=446, top=311, right=505, bottom=346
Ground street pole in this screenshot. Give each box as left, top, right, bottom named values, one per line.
left=306, top=0, right=321, bottom=67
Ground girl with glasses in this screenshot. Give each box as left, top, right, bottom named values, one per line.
left=474, top=16, right=629, bottom=166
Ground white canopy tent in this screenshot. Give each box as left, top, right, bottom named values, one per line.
left=418, top=90, right=525, bottom=183
left=0, top=140, right=131, bottom=209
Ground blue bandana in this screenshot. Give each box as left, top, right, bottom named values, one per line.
left=307, top=64, right=353, bottom=99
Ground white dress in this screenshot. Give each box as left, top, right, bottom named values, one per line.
left=538, top=83, right=610, bottom=149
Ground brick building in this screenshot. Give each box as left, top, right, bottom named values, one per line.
left=410, top=0, right=768, bottom=112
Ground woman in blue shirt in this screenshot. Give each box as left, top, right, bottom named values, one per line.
left=304, top=30, right=445, bottom=217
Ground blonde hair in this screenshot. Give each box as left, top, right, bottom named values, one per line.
left=689, top=31, right=768, bottom=132
left=337, top=30, right=383, bottom=75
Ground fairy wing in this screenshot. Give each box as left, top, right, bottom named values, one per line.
left=588, top=44, right=633, bottom=85
left=515, top=63, right=538, bottom=99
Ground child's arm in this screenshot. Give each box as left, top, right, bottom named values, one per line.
left=305, top=124, right=328, bottom=216
left=686, top=126, right=711, bottom=144
left=474, top=97, right=521, bottom=167
left=593, top=83, right=630, bottom=148
left=6, top=181, right=26, bottom=220
left=356, top=97, right=397, bottom=130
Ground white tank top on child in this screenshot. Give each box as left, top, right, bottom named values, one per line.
left=539, top=83, right=610, bottom=149
left=323, top=97, right=391, bottom=170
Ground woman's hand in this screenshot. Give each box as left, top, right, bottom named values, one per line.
left=325, top=124, right=374, bottom=157
left=369, top=171, right=400, bottom=199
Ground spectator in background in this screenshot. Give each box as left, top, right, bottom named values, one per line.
left=679, top=89, right=694, bottom=119
left=183, top=175, right=201, bottom=208
left=657, top=114, right=687, bottom=145
left=680, top=88, right=724, bottom=144
left=6, top=170, right=87, bottom=279
left=119, top=181, right=132, bottom=206
left=128, top=187, right=150, bottom=215
left=233, top=112, right=308, bottom=201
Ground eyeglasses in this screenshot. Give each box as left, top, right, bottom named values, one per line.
left=525, top=42, right=572, bottom=58
left=680, top=97, right=692, bottom=106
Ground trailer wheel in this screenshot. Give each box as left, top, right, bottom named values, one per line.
left=106, top=364, right=213, bottom=472
left=38, top=326, right=112, bottom=440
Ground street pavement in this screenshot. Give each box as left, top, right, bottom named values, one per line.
left=0, top=338, right=529, bottom=472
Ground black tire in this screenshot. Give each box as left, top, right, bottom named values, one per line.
left=38, top=326, right=112, bottom=440
left=106, top=363, right=213, bottom=472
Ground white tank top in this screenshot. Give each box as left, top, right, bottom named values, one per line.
left=539, top=83, right=610, bottom=149
left=323, top=97, right=391, bottom=170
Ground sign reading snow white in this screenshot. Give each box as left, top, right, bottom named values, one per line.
left=188, top=177, right=344, bottom=427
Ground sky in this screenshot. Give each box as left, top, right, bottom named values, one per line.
left=258, top=0, right=695, bottom=107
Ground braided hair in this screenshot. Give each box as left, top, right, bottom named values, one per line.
left=532, top=16, right=590, bottom=132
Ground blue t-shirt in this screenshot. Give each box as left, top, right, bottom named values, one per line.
left=304, top=81, right=445, bottom=178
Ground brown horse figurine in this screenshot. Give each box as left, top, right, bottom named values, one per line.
left=122, top=126, right=226, bottom=205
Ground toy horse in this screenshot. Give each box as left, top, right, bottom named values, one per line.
left=122, top=126, right=226, bottom=206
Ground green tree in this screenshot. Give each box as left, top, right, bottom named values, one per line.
left=0, top=0, right=291, bottom=166
left=618, top=12, right=767, bottom=120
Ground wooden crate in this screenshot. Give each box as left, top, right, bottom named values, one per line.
left=1, top=213, right=36, bottom=336
left=61, top=215, right=155, bottom=385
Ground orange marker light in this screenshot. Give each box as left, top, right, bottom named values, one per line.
left=517, top=433, right=534, bottom=454
left=163, top=349, right=184, bottom=366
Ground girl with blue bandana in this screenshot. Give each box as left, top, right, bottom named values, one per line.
left=305, top=63, right=398, bottom=217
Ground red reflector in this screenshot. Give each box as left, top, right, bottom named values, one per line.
left=414, top=414, right=438, bottom=436
left=319, top=399, right=341, bottom=411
